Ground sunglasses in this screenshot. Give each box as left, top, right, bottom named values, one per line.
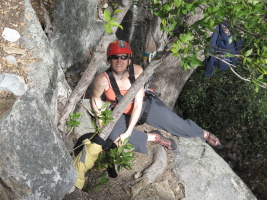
left=110, top=55, right=129, bottom=60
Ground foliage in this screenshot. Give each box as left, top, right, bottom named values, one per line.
left=66, top=112, right=82, bottom=131
left=103, top=8, right=123, bottom=34
left=177, top=67, right=267, bottom=157
left=94, top=137, right=136, bottom=172
left=177, top=66, right=267, bottom=199
left=91, top=102, right=113, bottom=134
left=91, top=102, right=136, bottom=175
left=152, top=0, right=267, bottom=90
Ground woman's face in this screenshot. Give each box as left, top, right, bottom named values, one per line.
left=109, top=54, right=131, bottom=74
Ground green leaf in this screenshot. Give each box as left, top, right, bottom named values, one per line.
left=104, top=9, right=111, bottom=22
left=245, top=49, right=253, bottom=57
left=253, top=83, right=259, bottom=93
left=209, top=19, right=214, bottom=28
left=190, top=57, right=202, bottom=66
left=225, top=53, right=235, bottom=57
left=182, top=9, right=188, bottom=14
left=246, top=58, right=252, bottom=63
left=208, top=6, right=213, bottom=14
left=114, top=159, right=122, bottom=165
left=162, top=4, right=170, bottom=11
left=173, top=0, right=181, bottom=7
left=109, top=18, right=117, bottom=23
left=238, top=10, right=250, bottom=17
left=179, top=34, right=186, bottom=42
left=186, top=32, right=194, bottom=41
left=67, top=125, right=71, bottom=131
left=123, top=156, right=136, bottom=161
left=123, top=152, right=134, bottom=157
left=109, top=22, right=123, bottom=30
left=168, top=21, right=177, bottom=32
left=260, top=57, right=266, bottom=64
left=257, top=74, right=264, bottom=81
left=113, top=9, right=122, bottom=15
left=229, top=36, right=233, bottom=44
left=104, top=23, right=112, bottom=34
left=248, top=0, right=262, bottom=6
left=234, top=4, right=244, bottom=11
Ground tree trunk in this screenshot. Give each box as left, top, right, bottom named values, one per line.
left=151, top=55, right=195, bottom=109
left=147, top=6, right=205, bottom=109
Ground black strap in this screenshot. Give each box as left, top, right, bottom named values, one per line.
left=73, top=133, right=105, bottom=156
left=128, top=63, right=135, bottom=85
left=73, top=133, right=117, bottom=155
left=106, top=65, right=135, bottom=103
left=106, top=68, right=123, bottom=102
left=138, top=95, right=153, bottom=125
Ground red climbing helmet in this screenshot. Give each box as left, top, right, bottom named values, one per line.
left=107, top=40, right=132, bottom=57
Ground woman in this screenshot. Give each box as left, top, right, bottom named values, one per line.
left=91, top=40, right=222, bottom=154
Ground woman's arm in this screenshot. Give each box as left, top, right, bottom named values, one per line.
left=91, top=73, right=108, bottom=126
left=114, top=65, right=145, bottom=144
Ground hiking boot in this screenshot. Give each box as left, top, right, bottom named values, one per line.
left=150, top=130, right=177, bottom=150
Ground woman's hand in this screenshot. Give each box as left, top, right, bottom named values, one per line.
left=114, top=132, right=131, bottom=146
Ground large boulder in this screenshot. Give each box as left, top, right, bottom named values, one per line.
left=51, top=0, right=100, bottom=71
left=0, top=0, right=99, bottom=199
left=0, top=91, right=76, bottom=200
left=172, top=137, right=256, bottom=200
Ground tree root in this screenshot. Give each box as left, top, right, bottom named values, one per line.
left=123, top=146, right=168, bottom=197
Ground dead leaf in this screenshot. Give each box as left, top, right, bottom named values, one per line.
left=3, top=46, right=26, bottom=55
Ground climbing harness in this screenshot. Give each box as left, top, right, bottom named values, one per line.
left=105, top=64, right=135, bottom=103
left=106, top=63, right=160, bottom=125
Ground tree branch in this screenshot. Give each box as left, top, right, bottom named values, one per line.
left=151, top=15, right=168, bottom=52
left=210, top=54, right=267, bottom=89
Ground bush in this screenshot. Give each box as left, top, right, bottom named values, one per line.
left=177, top=67, right=267, bottom=157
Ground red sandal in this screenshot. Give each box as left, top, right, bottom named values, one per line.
left=204, top=131, right=223, bottom=149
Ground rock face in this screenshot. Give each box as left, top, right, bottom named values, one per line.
left=172, top=137, right=256, bottom=200
left=0, top=0, right=99, bottom=199
left=0, top=73, right=28, bottom=96
left=51, top=0, right=100, bottom=71
left=0, top=91, right=76, bottom=200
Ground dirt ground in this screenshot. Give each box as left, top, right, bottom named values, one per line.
left=63, top=124, right=181, bottom=200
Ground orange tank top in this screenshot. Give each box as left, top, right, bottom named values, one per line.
left=103, top=72, right=134, bottom=115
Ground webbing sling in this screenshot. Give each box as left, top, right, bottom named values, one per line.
left=128, top=63, right=135, bottom=85
left=138, top=95, right=152, bottom=125
left=106, top=68, right=124, bottom=102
